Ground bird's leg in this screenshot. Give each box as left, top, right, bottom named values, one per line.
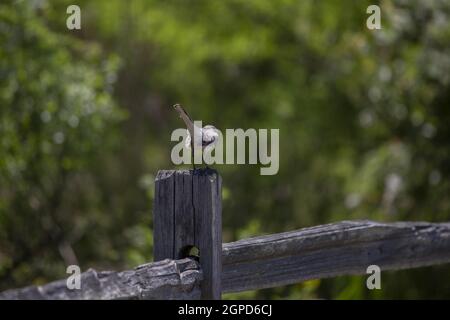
left=191, top=143, right=196, bottom=171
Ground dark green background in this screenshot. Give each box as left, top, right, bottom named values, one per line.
left=1, top=0, right=449, bottom=299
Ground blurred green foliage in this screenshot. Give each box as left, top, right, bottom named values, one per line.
left=0, top=0, right=128, bottom=288
left=0, top=0, right=449, bottom=298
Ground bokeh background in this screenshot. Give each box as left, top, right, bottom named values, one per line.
left=1, top=0, right=450, bottom=299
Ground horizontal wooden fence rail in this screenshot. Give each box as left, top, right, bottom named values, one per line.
left=0, top=258, right=202, bottom=300
left=1, top=220, right=450, bottom=299
left=222, top=220, right=450, bottom=293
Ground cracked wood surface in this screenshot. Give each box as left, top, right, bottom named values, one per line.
left=1, top=220, right=449, bottom=299
left=221, top=220, right=450, bottom=292
left=0, top=258, right=202, bottom=300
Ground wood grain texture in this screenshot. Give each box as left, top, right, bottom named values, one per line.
left=222, top=220, right=450, bottom=292
left=2, top=220, right=449, bottom=299
left=153, top=170, right=175, bottom=260
left=193, top=169, right=222, bottom=299
left=0, top=258, right=201, bottom=300
left=153, top=169, right=222, bottom=299
left=174, top=171, right=195, bottom=259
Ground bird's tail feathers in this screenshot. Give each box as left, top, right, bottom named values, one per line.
left=173, top=104, right=193, bottom=122
left=173, top=104, right=195, bottom=134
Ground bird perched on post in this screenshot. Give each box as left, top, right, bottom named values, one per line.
left=173, top=104, right=219, bottom=169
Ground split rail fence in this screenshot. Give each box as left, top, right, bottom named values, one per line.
left=1, top=169, right=450, bottom=299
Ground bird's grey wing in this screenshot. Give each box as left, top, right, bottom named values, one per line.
left=202, top=139, right=215, bottom=147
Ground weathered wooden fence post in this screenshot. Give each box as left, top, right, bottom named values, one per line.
left=153, top=169, right=222, bottom=299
